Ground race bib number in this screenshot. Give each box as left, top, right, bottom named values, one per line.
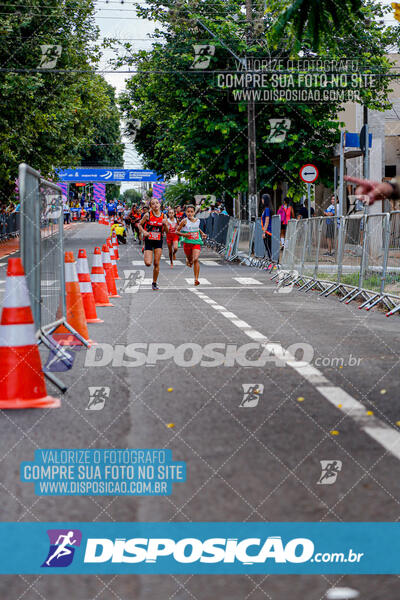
left=188, top=231, right=199, bottom=240
left=148, top=231, right=161, bottom=241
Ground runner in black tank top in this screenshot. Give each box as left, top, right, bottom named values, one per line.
left=138, top=198, right=168, bottom=290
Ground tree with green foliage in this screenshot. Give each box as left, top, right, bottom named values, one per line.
left=0, top=0, right=123, bottom=205
left=163, top=182, right=199, bottom=207
left=80, top=81, right=124, bottom=168
left=122, top=188, right=142, bottom=205
left=275, top=0, right=362, bottom=50
left=118, top=0, right=397, bottom=202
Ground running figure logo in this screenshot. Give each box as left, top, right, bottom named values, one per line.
left=87, top=386, right=110, bottom=410
left=240, top=384, right=264, bottom=408
left=42, top=529, right=82, bottom=568
left=190, top=44, right=215, bottom=69
left=317, top=460, right=343, bottom=485
left=39, top=45, right=62, bottom=69
left=267, top=118, right=291, bottom=144
left=122, top=270, right=145, bottom=294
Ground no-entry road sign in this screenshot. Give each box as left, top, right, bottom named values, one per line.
left=300, top=164, right=319, bottom=184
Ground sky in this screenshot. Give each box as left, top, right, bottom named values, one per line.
left=94, top=0, right=158, bottom=179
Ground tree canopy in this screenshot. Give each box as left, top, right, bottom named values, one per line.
left=0, top=0, right=124, bottom=204
left=118, top=0, right=398, bottom=201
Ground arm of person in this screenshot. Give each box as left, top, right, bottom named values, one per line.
left=176, top=218, right=189, bottom=237
left=344, top=176, right=396, bottom=205
left=163, top=215, right=169, bottom=233
left=138, top=214, right=149, bottom=236
left=262, top=216, right=269, bottom=236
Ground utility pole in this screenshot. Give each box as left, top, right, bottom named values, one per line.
left=246, top=0, right=257, bottom=221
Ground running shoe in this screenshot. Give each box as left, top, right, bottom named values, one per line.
left=152, top=282, right=159, bottom=291
left=194, top=280, right=200, bottom=286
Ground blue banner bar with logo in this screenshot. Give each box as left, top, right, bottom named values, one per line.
left=0, top=522, right=399, bottom=574
left=55, top=168, right=163, bottom=183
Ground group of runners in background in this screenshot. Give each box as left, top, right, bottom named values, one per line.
left=125, top=199, right=207, bottom=290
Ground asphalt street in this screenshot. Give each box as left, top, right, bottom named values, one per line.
left=0, top=222, right=400, bottom=599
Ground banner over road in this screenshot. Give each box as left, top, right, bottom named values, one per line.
left=56, top=168, right=163, bottom=183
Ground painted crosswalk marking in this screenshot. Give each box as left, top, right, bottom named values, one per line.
left=234, top=277, right=263, bottom=285
left=185, top=278, right=211, bottom=285
left=200, top=260, right=221, bottom=266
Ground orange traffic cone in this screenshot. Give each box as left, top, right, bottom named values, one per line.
left=112, top=231, right=120, bottom=260
left=0, top=258, right=59, bottom=409
left=77, top=249, right=103, bottom=324
left=102, top=244, right=120, bottom=298
left=91, top=247, right=113, bottom=306
left=53, top=252, right=91, bottom=346
left=99, top=212, right=104, bottom=225
left=107, top=238, right=119, bottom=280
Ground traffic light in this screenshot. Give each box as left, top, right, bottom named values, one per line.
left=392, top=2, right=400, bottom=22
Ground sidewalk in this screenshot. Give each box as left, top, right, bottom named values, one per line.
left=0, top=222, right=82, bottom=259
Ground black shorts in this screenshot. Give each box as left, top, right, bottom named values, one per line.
left=144, top=238, right=163, bottom=250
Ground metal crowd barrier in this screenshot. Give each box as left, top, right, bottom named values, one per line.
left=277, top=213, right=400, bottom=316
left=203, top=214, right=281, bottom=270
left=19, top=163, right=88, bottom=391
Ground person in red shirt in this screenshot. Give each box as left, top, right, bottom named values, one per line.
left=166, top=207, right=179, bottom=267
left=138, top=199, right=168, bottom=290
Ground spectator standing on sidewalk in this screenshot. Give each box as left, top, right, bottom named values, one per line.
left=324, top=195, right=337, bottom=256
left=63, top=201, right=70, bottom=224
left=261, top=194, right=273, bottom=260
left=277, top=198, right=289, bottom=248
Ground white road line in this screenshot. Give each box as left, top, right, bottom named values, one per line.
left=132, top=260, right=145, bottom=266
left=185, top=278, right=211, bottom=285
left=139, top=286, right=273, bottom=291
left=200, top=260, right=221, bottom=266
left=190, top=288, right=400, bottom=462
left=172, top=260, right=184, bottom=265
left=234, top=277, right=263, bottom=285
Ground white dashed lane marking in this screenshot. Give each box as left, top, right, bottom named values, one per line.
left=191, top=289, right=400, bottom=462
left=234, top=277, right=263, bottom=285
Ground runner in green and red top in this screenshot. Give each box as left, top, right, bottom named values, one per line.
left=177, top=204, right=207, bottom=286
left=138, top=198, right=168, bottom=290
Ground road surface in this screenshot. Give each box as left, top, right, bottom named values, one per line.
left=0, top=222, right=399, bottom=599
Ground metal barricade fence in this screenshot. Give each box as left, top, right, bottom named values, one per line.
left=213, top=213, right=230, bottom=245
left=386, top=211, right=400, bottom=297
left=281, top=219, right=298, bottom=271
left=225, top=218, right=240, bottom=261
left=278, top=211, right=400, bottom=314
left=20, top=163, right=65, bottom=332
left=361, top=214, right=389, bottom=294
left=236, top=220, right=254, bottom=263
left=39, top=180, right=66, bottom=329
left=253, top=218, right=265, bottom=258
left=19, top=163, right=87, bottom=391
